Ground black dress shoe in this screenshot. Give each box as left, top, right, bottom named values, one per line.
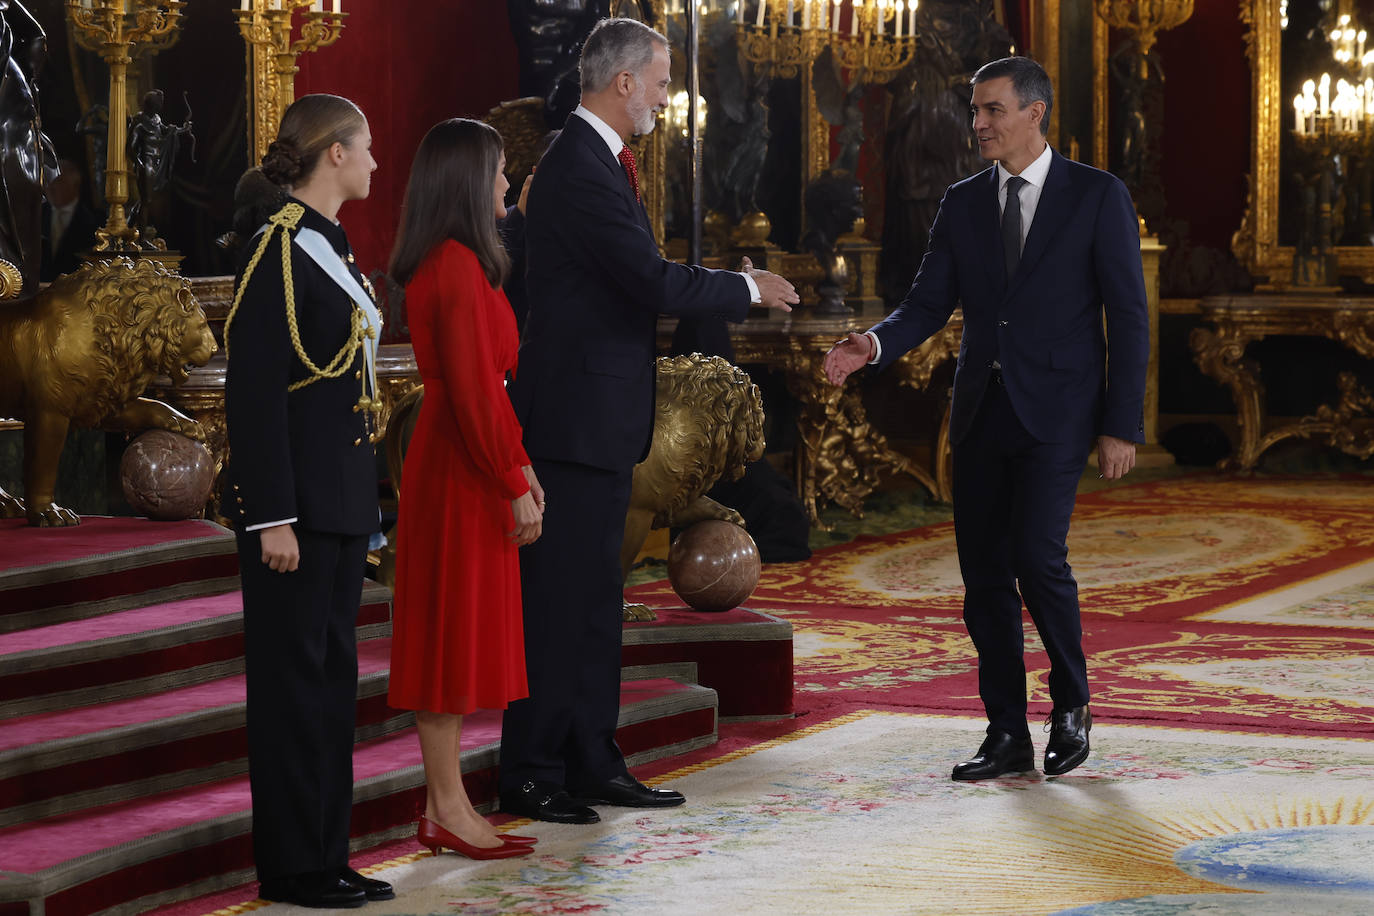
left=340, top=866, right=395, bottom=901
left=1043, top=705, right=1092, bottom=776
left=951, top=729, right=1036, bottom=781
left=571, top=774, right=686, bottom=808
left=258, top=874, right=366, bottom=909
left=500, top=780, right=601, bottom=824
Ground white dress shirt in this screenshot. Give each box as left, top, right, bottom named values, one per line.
left=571, top=106, right=760, bottom=303
left=867, top=143, right=1054, bottom=365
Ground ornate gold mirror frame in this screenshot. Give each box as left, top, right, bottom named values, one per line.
left=1231, top=0, right=1366, bottom=285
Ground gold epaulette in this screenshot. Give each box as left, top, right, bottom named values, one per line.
left=223, top=202, right=303, bottom=359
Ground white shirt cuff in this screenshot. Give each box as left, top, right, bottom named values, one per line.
left=246, top=517, right=297, bottom=532
left=740, top=271, right=761, bottom=304
left=865, top=331, right=882, bottom=365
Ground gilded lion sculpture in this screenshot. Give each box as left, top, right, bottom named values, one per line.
left=0, top=258, right=217, bottom=526
left=621, top=354, right=765, bottom=621
left=377, top=355, right=765, bottom=623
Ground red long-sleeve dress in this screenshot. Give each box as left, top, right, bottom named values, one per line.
left=387, top=240, right=531, bottom=715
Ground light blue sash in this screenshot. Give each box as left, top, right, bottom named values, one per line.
left=292, top=226, right=382, bottom=400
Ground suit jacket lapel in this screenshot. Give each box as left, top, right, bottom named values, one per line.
left=568, top=115, right=650, bottom=232
left=974, top=166, right=1003, bottom=290
left=1006, top=149, right=1073, bottom=299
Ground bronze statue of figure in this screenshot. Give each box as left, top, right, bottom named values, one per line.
left=802, top=170, right=865, bottom=314
left=812, top=45, right=865, bottom=176
left=880, top=0, right=1009, bottom=301
left=0, top=0, right=54, bottom=302
left=701, top=16, right=770, bottom=226
left=127, top=89, right=194, bottom=247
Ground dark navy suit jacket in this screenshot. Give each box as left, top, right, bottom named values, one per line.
left=509, top=113, right=751, bottom=472
left=870, top=149, right=1148, bottom=447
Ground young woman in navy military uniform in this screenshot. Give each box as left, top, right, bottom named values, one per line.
left=223, top=93, right=390, bottom=910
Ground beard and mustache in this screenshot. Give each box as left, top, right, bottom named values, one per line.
left=626, top=80, right=659, bottom=137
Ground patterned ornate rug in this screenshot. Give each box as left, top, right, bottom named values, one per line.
left=628, top=476, right=1374, bottom=736
left=252, top=712, right=1374, bottom=915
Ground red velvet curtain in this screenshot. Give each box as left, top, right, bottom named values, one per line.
left=295, top=1, right=519, bottom=278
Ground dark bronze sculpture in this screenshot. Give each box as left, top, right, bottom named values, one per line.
left=702, top=17, right=770, bottom=228
left=802, top=170, right=865, bottom=314
left=812, top=45, right=865, bottom=176
left=880, top=0, right=1009, bottom=300
left=127, top=89, right=194, bottom=247
left=0, top=0, right=54, bottom=302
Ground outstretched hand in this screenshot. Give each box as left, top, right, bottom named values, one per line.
left=823, top=331, right=875, bottom=385
left=741, top=256, right=799, bottom=312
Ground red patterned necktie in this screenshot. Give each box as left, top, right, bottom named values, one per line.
left=617, top=144, right=641, bottom=203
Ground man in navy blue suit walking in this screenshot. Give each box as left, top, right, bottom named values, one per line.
left=500, top=17, right=799, bottom=823
left=825, top=56, right=1148, bottom=780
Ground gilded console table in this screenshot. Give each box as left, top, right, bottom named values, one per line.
left=1191, top=293, right=1374, bottom=470
left=661, top=311, right=961, bottom=525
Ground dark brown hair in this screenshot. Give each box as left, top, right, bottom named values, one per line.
left=260, top=93, right=366, bottom=187
left=389, top=118, right=509, bottom=288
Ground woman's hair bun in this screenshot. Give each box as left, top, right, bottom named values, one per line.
left=225, top=167, right=289, bottom=248
left=261, top=138, right=307, bottom=186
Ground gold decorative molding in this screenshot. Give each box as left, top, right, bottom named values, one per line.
left=236, top=1, right=347, bottom=167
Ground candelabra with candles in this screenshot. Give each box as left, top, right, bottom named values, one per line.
left=1093, top=0, right=1193, bottom=57
left=1290, top=84, right=1364, bottom=287
left=236, top=0, right=346, bottom=166
left=734, top=0, right=916, bottom=83
left=67, top=0, right=185, bottom=253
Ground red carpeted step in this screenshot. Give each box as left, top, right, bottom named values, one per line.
left=0, top=518, right=239, bottom=633
left=0, top=582, right=392, bottom=719
left=0, top=677, right=716, bottom=916
left=622, top=606, right=793, bottom=718
left=0, top=639, right=406, bottom=828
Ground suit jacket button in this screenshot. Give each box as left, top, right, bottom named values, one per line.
left=355, top=370, right=363, bottom=380
left=354, top=437, right=362, bottom=446
left=998, top=320, right=1008, bottom=327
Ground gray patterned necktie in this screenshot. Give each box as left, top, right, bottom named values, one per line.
left=1002, top=175, right=1026, bottom=282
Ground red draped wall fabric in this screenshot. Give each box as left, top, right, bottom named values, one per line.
left=295, top=1, right=519, bottom=279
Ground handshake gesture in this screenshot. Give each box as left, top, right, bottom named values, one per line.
left=823, top=331, right=875, bottom=386
left=741, top=256, right=799, bottom=312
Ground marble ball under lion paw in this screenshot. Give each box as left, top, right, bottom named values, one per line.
left=667, top=519, right=761, bottom=612
left=120, top=429, right=214, bottom=521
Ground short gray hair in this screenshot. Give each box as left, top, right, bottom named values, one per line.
left=579, top=17, right=668, bottom=95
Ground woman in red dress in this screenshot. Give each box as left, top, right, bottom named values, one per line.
left=388, top=118, right=543, bottom=859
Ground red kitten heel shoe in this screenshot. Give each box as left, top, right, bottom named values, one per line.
left=417, top=816, right=534, bottom=860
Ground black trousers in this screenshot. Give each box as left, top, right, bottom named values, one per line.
left=237, top=527, right=368, bottom=882
left=499, top=458, right=634, bottom=792
left=952, top=378, right=1093, bottom=738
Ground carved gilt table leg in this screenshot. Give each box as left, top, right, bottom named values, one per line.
left=1189, top=321, right=1264, bottom=470
left=782, top=343, right=939, bottom=527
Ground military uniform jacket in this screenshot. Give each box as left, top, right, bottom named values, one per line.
left=224, top=200, right=381, bottom=536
